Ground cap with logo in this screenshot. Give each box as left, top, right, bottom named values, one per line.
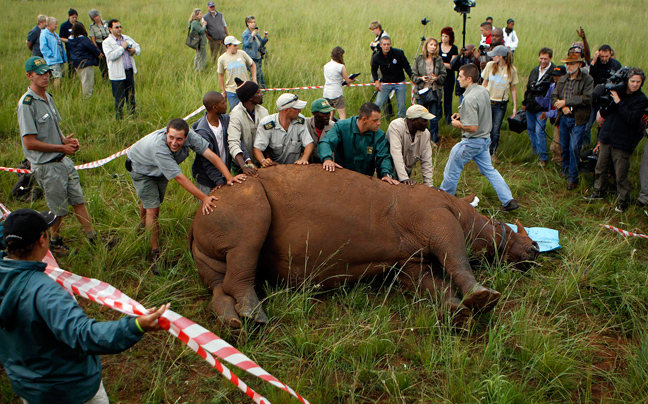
left=276, top=93, right=307, bottom=111
left=3, top=209, right=57, bottom=249
left=310, top=98, right=334, bottom=114
left=406, top=104, right=436, bottom=120
left=25, top=56, right=52, bottom=74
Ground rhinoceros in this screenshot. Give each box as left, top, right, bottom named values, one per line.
left=188, top=164, right=539, bottom=329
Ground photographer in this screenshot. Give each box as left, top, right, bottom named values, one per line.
left=586, top=68, right=648, bottom=212
left=522, top=47, right=555, bottom=166
left=242, top=16, right=268, bottom=88
left=451, top=44, right=480, bottom=103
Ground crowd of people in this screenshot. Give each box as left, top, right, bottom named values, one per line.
left=4, top=6, right=648, bottom=402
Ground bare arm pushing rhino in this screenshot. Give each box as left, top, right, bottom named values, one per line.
left=189, top=164, right=538, bottom=329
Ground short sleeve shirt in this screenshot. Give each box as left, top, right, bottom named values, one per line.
left=17, top=88, right=64, bottom=165
left=27, top=26, right=43, bottom=57
left=217, top=51, right=254, bottom=93
left=254, top=113, right=312, bottom=164
left=481, top=61, right=519, bottom=102
left=459, top=84, right=492, bottom=138
left=127, top=128, right=209, bottom=179
left=88, top=22, right=109, bottom=44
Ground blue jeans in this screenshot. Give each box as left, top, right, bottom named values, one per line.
left=226, top=91, right=240, bottom=111
left=418, top=99, right=439, bottom=143
left=525, top=111, right=548, bottom=161
left=375, top=83, right=407, bottom=118
left=489, top=101, right=508, bottom=155
left=440, top=137, right=514, bottom=205
left=251, top=58, right=266, bottom=89
left=559, top=116, right=586, bottom=182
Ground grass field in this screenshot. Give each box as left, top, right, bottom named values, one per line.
left=2, top=0, right=648, bottom=403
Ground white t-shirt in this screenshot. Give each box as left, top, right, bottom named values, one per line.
left=208, top=121, right=227, bottom=159
left=323, top=60, right=344, bottom=99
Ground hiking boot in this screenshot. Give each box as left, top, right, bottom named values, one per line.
left=567, top=181, right=578, bottom=190
left=49, top=237, right=69, bottom=255
left=537, top=160, right=547, bottom=167
left=500, top=199, right=519, bottom=212
left=615, top=203, right=628, bottom=213
left=584, top=192, right=603, bottom=200
left=150, top=249, right=161, bottom=275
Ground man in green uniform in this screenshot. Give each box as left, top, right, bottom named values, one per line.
left=17, top=56, right=97, bottom=253
left=318, top=102, right=399, bottom=184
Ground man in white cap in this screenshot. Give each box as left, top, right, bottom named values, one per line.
left=386, top=105, right=435, bottom=186
left=253, top=93, right=313, bottom=166
left=217, top=35, right=256, bottom=110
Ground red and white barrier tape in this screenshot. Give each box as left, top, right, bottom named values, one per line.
left=0, top=201, right=309, bottom=404
left=2, top=82, right=414, bottom=175
left=600, top=224, right=648, bottom=239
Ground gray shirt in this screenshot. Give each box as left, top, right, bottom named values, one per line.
left=254, top=113, right=312, bottom=164
left=459, top=84, right=492, bottom=139
left=127, top=128, right=209, bottom=179
left=17, top=88, right=65, bottom=165
left=204, top=11, right=227, bottom=41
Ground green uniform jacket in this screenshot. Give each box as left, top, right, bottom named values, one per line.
left=318, top=116, right=394, bottom=178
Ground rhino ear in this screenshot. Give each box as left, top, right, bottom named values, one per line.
left=515, top=219, right=529, bottom=237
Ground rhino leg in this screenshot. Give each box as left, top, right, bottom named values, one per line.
left=193, top=243, right=242, bottom=328
left=223, top=249, right=268, bottom=324
left=428, top=210, right=500, bottom=312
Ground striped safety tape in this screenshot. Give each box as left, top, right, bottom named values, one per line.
left=2, top=82, right=413, bottom=175
left=0, top=201, right=309, bottom=404
left=600, top=224, right=648, bottom=239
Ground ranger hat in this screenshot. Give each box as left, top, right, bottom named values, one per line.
left=276, top=93, right=307, bottom=111
left=406, top=104, right=435, bottom=120
left=224, top=36, right=242, bottom=46
left=310, top=98, right=334, bottom=114
left=487, top=45, right=509, bottom=58
left=25, top=56, right=52, bottom=75
left=3, top=209, right=57, bottom=249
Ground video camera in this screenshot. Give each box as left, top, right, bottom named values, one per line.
left=454, top=0, right=475, bottom=13
left=593, top=66, right=630, bottom=111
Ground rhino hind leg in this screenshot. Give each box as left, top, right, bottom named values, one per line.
left=223, top=249, right=269, bottom=325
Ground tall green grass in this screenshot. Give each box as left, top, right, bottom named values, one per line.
left=2, top=0, right=648, bottom=403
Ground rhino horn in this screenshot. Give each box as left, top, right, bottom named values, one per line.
left=515, top=219, right=529, bottom=237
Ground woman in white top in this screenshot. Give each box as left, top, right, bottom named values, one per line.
left=323, top=46, right=355, bottom=119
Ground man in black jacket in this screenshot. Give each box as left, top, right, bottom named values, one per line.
left=522, top=47, right=555, bottom=166
left=371, top=36, right=413, bottom=118
left=586, top=68, right=648, bottom=212
left=192, top=92, right=256, bottom=195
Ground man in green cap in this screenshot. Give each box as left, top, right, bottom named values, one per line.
left=305, top=98, right=335, bottom=163
left=17, top=56, right=98, bottom=254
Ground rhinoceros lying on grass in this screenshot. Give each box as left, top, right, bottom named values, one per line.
left=189, top=165, right=539, bottom=329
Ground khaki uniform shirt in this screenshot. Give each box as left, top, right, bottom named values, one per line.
left=386, top=118, right=434, bottom=186
left=228, top=103, right=269, bottom=165
left=254, top=113, right=312, bottom=164
left=17, top=88, right=65, bottom=165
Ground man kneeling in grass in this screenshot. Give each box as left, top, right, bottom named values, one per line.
left=126, top=118, right=245, bottom=272
left=0, top=209, right=169, bottom=403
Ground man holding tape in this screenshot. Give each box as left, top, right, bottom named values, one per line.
left=126, top=118, right=245, bottom=272
left=17, top=56, right=98, bottom=254
left=0, top=208, right=169, bottom=404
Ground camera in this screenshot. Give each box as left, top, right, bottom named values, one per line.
left=478, top=44, right=489, bottom=64
left=593, top=66, right=629, bottom=111
left=454, top=0, right=476, bottom=13
left=421, top=18, right=430, bottom=26
left=529, top=80, right=549, bottom=96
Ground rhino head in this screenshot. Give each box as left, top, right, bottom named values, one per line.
left=503, top=219, right=540, bottom=268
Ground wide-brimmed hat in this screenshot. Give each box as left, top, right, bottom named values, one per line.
left=561, top=53, right=585, bottom=65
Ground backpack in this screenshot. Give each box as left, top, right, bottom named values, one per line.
left=10, top=159, right=43, bottom=202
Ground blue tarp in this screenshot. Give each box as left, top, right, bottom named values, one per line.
left=506, top=223, right=561, bottom=253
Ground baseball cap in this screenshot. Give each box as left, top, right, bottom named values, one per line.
left=224, top=36, right=241, bottom=46
left=276, top=93, right=307, bottom=111
left=207, top=1, right=215, bottom=7
left=3, top=209, right=57, bottom=249
left=406, top=104, right=435, bottom=120
left=311, top=98, right=334, bottom=114
left=552, top=66, right=567, bottom=76
left=25, top=56, right=52, bottom=75
left=487, top=45, right=509, bottom=58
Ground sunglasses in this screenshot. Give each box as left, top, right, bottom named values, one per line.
left=280, top=95, right=299, bottom=107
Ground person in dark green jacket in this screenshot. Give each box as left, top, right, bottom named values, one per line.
left=0, top=209, right=169, bottom=404
left=318, top=102, right=399, bottom=184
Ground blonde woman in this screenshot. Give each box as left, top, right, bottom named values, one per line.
left=482, top=45, right=519, bottom=159
left=188, top=8, right=207, bottom=71
left=412, top=37, right=446, bottom=145
left=323, top=46, right=355, bottom=119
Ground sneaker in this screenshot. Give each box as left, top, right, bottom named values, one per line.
left=567, top=181, right=578, bottom=190
left=49, top=237, right=70, bottom=255
left=500, top=199, right=519, bottom=212
left=615, top=203, right=628, bottom=213
left=584, top=192, right=603, bottom=200
left=537, top=160, right=547, bottom=167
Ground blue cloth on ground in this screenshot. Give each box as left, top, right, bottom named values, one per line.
left=506, top=223, right=561, bottom=252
